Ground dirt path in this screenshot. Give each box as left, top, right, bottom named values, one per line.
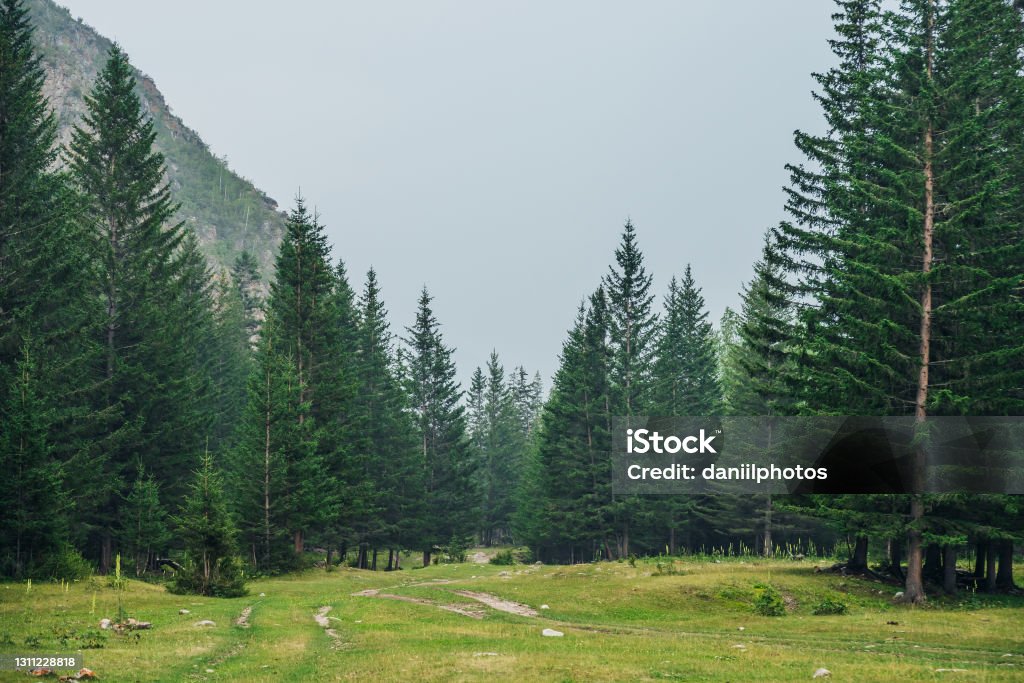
left=452, top=590, right=538, bottom=617
left=314, top=606, right=342, bottom=641
left=351, top=589, right=486, bottom=619
left=234, top=606, right=252, bottom=628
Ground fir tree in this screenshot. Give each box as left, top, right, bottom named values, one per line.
left=0, top=344, right=67, bottom=578
left=118, top=463, right=169, bottom=577
left=172, top=450, right=246, bottom=597
left=651, top=266, right=721, bottom=416
left=349, top=268, right=422, bottom=567
left=602, top=221, right=657, bottom=557
left=264, top=197, right=336, bottom=553
left=526, top=290, right=613, bottom=562
left=231, top=249, right=263, bottom=340
left=403, top=288, right=477, bottom=565
left=68, top=44, right=194, bottom=572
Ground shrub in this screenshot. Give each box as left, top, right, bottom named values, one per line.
left=490, top=549, right=515, bottom=566
left=754, top=585, right=786, bottom=617
left=812, top=598, right=848, bottom=615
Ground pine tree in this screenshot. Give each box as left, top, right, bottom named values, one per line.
left=651, top=266, right=721, bottom=416
left=526, top=290, right=613, bottom=562
left=68, top=44, right=196, bottom=572
left=403, top=288, right=477, bottom=565
left=602, top=221, right=657, bottom=557
left=649, top=266, right=721, bottom=554
left=231, top=250, right=263, bottom=341
left=118, top=463, right=169, bottom=577
left=0, top=344, right=67, bottom=578
left=263, top=197, right=336, bottom=553
left=172, top=450, right=246, bottom=597
left=351, top=268, right=422, bottom=566
left=228, top=316, right=316, bottom=572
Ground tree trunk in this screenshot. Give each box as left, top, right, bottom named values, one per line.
left=942, top=544, right=957, bottom=595
left=905, top=0, right=936, bottom=608
left=763, top=494, right=773, bottom=558
left=294, top=530, right=304, bottom=555
left=849, top=535, right=869, bottom=572
left=889, top=537, right=904, bottom=580
left=975, top=541, right=986, bottom=578
left=668, top=526, right=676, bottom=556
left=100, top=532, right=113, bottom=575
left=904, top=499, right=926, bottom=603
left=996, top=540, right=1015, bottom=590
left=326, top=547, right=333, bottom=568
left=371, top=548, right=378, bottom=571
left=924, top=543, right=942, bottom=579
left=986, top=540, right=998, bottom=592
left=423, top=550, right=431, bottom=567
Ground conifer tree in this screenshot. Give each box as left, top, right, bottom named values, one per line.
left=527, top=290, right=613, bottom=562
left=172, top=451, right=246, bottom=597
left=228, top=317, right=316, bottom=572
left=649, top=266, right=721, bottom=554
left=352, top=269, right=422, bottom=565
left=68, top=44, right=195, bottom=572
left=651, top=266, right=721, bottom=416
left=602, top=221, right=657, bottom=557
left=231, top=250, right=264, bottom=340
left=264, top=198, right=335, bottom=553
left=0, top=344, right=67, bottom=578
left=404, top=288, right=477, bottom=565
left=118, top=463, right=169, bottom=577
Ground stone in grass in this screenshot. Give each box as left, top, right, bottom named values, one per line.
left=540, top=604, right=550, bottom=610
left=542, top=628, right=564, bottom=637
left=194, top=620, right=216, bottom=627
left=935, top=669, right=968, bottom=673
left=473, top=652, right=499, bottom=657
left=98, top=618, right=112, bottom=629
left=813, top=668, right=831, bottom=678
left=179, top=609, right=190, bottom=615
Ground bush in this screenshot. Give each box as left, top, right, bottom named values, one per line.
left=754, top=585, right=786, bottom=616
left=41, top=545, right=93, bottom=581
left=490, top=549, right=515, bottom=566
left=812, top=598, right=848, bottom=615
left=168, top=555, right=247, bottom=598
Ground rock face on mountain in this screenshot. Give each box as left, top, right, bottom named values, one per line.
left=26, top=0, right=283, bottom=281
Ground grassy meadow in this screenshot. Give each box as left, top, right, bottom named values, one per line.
left=1, top=552, right=1022, bottom=682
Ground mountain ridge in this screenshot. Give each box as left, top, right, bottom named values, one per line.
left=26, top=0, right=284, bottom=282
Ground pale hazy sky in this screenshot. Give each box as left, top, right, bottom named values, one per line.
left=54, top=0, right=837, bottom=387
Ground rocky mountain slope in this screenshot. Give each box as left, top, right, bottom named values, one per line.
left=26, top=0, right=284, bottom=281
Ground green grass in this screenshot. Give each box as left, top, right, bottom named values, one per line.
left=1, top=555, right=1022, bottom=681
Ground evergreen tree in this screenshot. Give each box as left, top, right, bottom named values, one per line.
left=649, top=266, right=721, bottom=554
left=171, top=451, right=246, bottom=597
left=263, top=197, right=336, bottom=553
left=651, top=266, right=721, bottom=416
left=351, top=268, right=422, bottom=566
left=118, top=463, right=169, bottom=577
left=231, top=249, right=263, bottom=341
left=68, top=44, right=195, bottom=572
left=526, top=290, right=613, bottom=562
left=403, top=288, right=477, bottom=565
left=228, top=317, right=316, bottom=572
left=0, top=344, right=67, bottom=578
left=602, top=221, right=657, bottom=557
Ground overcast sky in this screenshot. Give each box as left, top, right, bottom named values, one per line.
left=55, top=0, right=837, bottom=387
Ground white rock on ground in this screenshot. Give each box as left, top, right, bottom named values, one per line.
left=178, top=609, right=190, bottom=615
left=194, top=620, right=216, bottom=627
left=813, top=668, right=831, bottom=678
left=542, top=628, right=564, bottom=637
left=98, top=618, right=111, bottom=629
left=540, top=604, right=550, bottom=610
